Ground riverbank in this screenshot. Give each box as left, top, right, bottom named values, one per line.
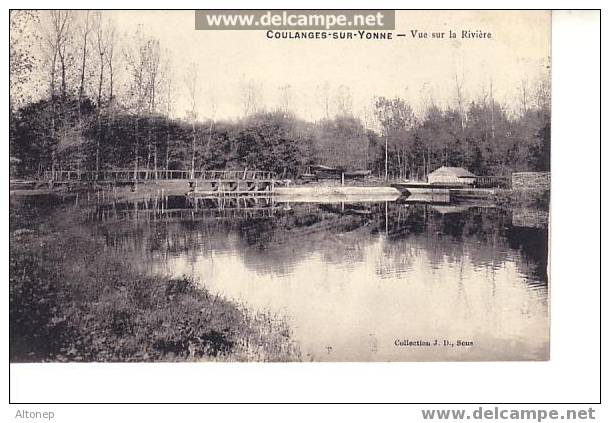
left=9, top=195, right=300, bottom=362
left=496, top=188, right=550, bottom=210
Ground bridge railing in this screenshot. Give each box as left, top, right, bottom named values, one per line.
left=44, top=169, right=277, bottom=182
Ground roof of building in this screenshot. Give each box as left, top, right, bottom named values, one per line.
left=428, top=166, right=476, bottom=178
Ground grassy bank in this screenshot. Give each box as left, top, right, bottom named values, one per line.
left=9, top=195, right=300, bottom=362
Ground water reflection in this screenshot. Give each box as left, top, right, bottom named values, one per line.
left=88, top=195, right=549, bottom=361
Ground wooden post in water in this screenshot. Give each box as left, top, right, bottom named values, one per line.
left=385, top=201, right=389, bottom=235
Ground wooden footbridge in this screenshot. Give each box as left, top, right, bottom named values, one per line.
left=43, top=169, right=278, bottom=195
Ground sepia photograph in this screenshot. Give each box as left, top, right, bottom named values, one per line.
left=9, top=10, right=552, bottom=364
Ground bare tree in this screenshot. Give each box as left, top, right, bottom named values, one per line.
left=73, top=11, right=93, bottom=173
left=91, top=12, right=117, bottom=178
left=42, top=11, right=72, bottom=97
left=124, top=28, right=152, bottom=188
left=205, top=86, right=218, bottom=159
left=239, top=79, right=262, bottom=117
left=106, top=24, right=116, bottom=101
left=92, top=11, right=107, bottom=177
left=161, top=54, right=174, bottom=177
left=184, top=62, right=199, bottom=178
left=77, top=11, right=91, bottom=105
left=418, top=82, right=436, bottom=117
left=361, top=97, right=377, bottom=130
left=93, top=12, right=110, bottom=107
left=454, top=72, right=465, bottom=131
left=41, top=11, right=72, bottom=173
left=54, top=13, right=73, bottom=99
left=145, top=39, right=161, bottom=179
left=518, top=78, right=529, bottom=116
left=277, top=84, right=293, bottom=116
left=317, top=81, right=331, bottom=119
left=334, top=85, right=352, bottom=117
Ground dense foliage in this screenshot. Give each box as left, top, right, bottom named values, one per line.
left=10, top=94, right=550, bottom=180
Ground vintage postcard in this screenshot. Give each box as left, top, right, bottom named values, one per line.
left=9, top=10, right=550, bottom=362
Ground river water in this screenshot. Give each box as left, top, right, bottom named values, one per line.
left=88, top=194, right=549, bottom=361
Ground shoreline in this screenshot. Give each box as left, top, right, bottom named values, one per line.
left=9, top=196, right=300, bottom=362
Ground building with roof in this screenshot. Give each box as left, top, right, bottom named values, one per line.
left=427, top=166, right=476, bottom=186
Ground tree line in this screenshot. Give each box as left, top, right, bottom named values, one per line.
left=9, top=11, right=550, bottom=180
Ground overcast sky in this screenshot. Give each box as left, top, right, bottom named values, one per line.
left=33, top=10, right=551, bottom=122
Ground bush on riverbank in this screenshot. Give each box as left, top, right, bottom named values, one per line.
left=496, top=188, right=550, bottom=210
left=9, top=198, right=300, bottom=362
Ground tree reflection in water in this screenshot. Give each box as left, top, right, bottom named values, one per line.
left=89, top=196, right=549, bottom=361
